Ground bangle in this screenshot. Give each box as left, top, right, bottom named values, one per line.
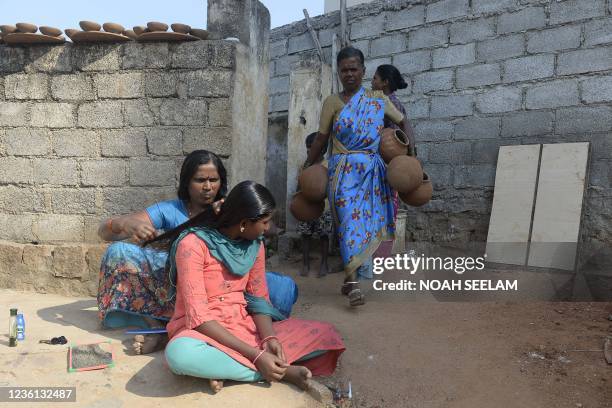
left=252, top=349, right=265, bottom=365
left=106, top=218, right=114, bottom=234
left=107, top=218, right=121, bottom=234
left=260, top=335, right=278, bottom=346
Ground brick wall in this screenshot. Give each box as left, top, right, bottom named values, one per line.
left=268, top=0, right=612, bottom=245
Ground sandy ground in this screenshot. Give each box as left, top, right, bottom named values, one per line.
left=279, top=253, right=612, bottom=408
left=0, top=289, right=323, bottom=408
left=1, top=253, right=611, bottom=408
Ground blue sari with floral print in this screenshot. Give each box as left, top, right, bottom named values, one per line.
left=328, top=87, right=395, bottom=280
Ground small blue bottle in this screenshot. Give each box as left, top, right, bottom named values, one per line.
left=16, top=313, right=25, bottom=341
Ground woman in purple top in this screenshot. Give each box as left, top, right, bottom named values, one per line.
left=371, top=64, right=410, bottom=219
left=371, top=64, right=409, bottom=130
left=97, top=150, right=227, bottom=354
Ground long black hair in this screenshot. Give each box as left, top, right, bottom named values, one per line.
left=305, top=131, right=328, bottom=155
left=336, top=46, right=365, bottom=67
left=375, top=64, right=408, bottom=92
left=147, top=180, right=276, bottom=250
left=178, top=150, right=228, bottom=202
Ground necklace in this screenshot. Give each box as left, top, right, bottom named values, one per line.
left=341, top=89, right=358, bottom=103
left=186, top=202, right=194, bottom=219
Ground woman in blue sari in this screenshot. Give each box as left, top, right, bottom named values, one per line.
left=304, top=47, right=416, bottom=306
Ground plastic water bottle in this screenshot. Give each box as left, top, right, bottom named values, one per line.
left=16, top=313, right=25, bottom=341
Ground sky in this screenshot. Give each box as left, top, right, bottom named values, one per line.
left=0, top=0, right=324, bottom=31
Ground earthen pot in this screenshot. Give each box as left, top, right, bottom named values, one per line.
left=80, top=21, right=101, bottom=31
left=386, top=155, right=423, bottom=193
left=290, top=192, right=325, bottom=222
left=147, top=21, right=168, bottom=32
left=123, top=29, right=138, bottom=40
left=171, top=23, right=191, bottom=34
left=16, top=23, right=37, bottom=33
left=399, top=172, right=432, bottom=207
left=39, top=26, right=62, bottom=37
left=0, top=25, right=18, bottom=34
left=64, top=29, right=79, bottom=39
left=103, top=22, right=125, bottom=34
left=380, top=128, right=409, bottom=164
left=299, top=164, right=328, bottom=202
left=132, top=26, right=146, bottom=35
left=190, top=28, right=209, bottom=40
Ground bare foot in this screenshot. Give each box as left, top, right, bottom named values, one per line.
left=283, top=365, right=312, bottom=390
left=209, top=379, right=224, bottom=393
left=132, top=334, right=167, bottom=354
left=300, top=264, right=310, bottom=277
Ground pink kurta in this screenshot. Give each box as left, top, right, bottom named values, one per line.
left=167, top=233, right=345, bottom=376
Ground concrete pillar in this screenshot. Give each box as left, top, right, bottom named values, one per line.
left=285, top=61, right=332, bottom=233
left=208, top=0, right=271, bottom=186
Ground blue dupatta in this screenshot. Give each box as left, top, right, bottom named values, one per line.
left=328, top=87, right=395, bottom=279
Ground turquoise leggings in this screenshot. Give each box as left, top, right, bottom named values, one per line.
left=165, top=337, right=325, bottom=382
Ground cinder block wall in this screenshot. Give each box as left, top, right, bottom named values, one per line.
left=268, top=0, right=612, bottom=245
left=0, top=41, right=237, bottom=295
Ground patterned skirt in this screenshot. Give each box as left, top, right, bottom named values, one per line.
left=97, top=242, right=174, bottom=328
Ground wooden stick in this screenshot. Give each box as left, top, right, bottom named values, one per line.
left=303, top=9, right=324, bottom=62
left=331, top=32, right=339, bottom=94
left=340, top=0, right=348, bottom=47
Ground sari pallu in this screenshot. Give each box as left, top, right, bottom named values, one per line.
left=328, top=87, right=396, bottom=280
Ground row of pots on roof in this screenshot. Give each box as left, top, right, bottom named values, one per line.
left=0, top=21, right=210, bottom=45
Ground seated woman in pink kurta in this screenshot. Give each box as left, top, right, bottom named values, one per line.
left=147, top=181, right=345, bottom=393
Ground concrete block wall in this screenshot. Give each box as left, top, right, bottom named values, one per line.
left=0, top=41, right=237, bottom=295
left=267, top=0, right=612, bottom=246
left=0, top=41, right=236, bottom=244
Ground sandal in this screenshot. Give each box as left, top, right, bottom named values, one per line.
left=341, top=281, right=358, bottom=296
left=348, top=288, right=365, bottom=307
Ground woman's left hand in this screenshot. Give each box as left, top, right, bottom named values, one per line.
left=264, top=338, right=286, bottom=363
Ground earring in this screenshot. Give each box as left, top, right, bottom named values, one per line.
left=240, top=226, right=245, bottom=233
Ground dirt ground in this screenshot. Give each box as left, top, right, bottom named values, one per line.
left=1, top=252, right=610, bottom=408
left=281, top=252, right=612, bottom=408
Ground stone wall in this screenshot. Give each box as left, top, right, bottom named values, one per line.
left=267, top=0, right=612, bottom=246
left=0, top=0, right=271, bottom=296
left=0, top=41, right=236, bottom=243
left=0, top=41, right=237, bottom=295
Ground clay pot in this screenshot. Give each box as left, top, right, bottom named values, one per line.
left=299, top=164, right=328, bottom=202
left=290, top=192, right=325, bottom=222
left=190, top=28, right=209, bottom=40
left=0, top=25, right=18, bottom=34
left=132, top=26, right=146, bottom=35
left=80, top=21, right=101, bottom=31
left=380, top=128, right=409, bottom=164
left=103, top=22, right=125, bottom=34
left=64, top=29, right=79, bottom=39
left=386, top=155, right=423, bottom=193
left=171, top=23, right=191, bottom=34
left=39, top=26, right=62, bottom=37
left=399, top=172, right=432, bottom=207
left=16, top=23, right=37, bottom=33
left=147, top=21, right=168, bottom=32
left=123, top=29, right=138, bottom=40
